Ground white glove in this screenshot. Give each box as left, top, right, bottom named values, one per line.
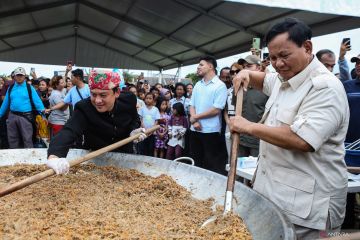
left=47, top=158, right=70, bottom=175
left=130, top=128, right=147, bottom=143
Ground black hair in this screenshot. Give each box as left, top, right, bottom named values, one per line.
left=172, top=102, right=185, bottom=117
left=174, top=82, right=186, bottom=98
left=265, top=18, right=312, bottom=47
left=145, top=92, right=155, bottom=99
left=220, top=67, right=231, bottom=76
left=316, top=49, right=335, bottom=60
left=112, top=87, right=119, bottom=93
left=138, top=88, right=145, bottom=94
left=150, top=86, right=160, bottom=93
left=71, top=69, right=84, bottom=80
left=199, top=55, right=217, bottom=70
left=39, top=79, right=49, bottom=86
left=156, top=98, right=168, bottom=111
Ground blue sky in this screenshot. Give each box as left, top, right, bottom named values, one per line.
left=0, top=27, right=359, bottom=78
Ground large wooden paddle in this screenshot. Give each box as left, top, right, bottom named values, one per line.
left=0, top=125, right=159, bottom=198
left=202, top=87, right=244, bottom=227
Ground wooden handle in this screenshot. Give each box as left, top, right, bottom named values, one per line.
left=0, top=126, right=160, bottom=198
left=348, top=167, right=360, bottom=174
left=226, top=88, right=243, bottom=192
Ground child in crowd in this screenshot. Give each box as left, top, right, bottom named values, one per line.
left=128, top=85, right=145, bottom=112
left=154, top=99, right=170, bottom=158
left=139, top=92, right=160, bottom=156
left=166, top=102, right=188, bottom=160
left=138, top=88, right=145, bottom=101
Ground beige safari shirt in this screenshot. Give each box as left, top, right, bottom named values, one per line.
left=253, top=57, right=349, bottom=230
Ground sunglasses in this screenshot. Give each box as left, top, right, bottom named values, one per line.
left=229, top=69, right=241, bottom=75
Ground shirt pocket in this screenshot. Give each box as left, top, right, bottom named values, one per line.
left=276, top=108, right=297, bottom=125
left=272, top=167, right=315, bottom=219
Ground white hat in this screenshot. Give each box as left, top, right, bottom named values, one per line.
left=14, top=67, right=26, bottom=76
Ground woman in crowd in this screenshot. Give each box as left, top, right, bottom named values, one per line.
left=143, top=80, right=151, bottom=93
left=38, top=79, right=50, bottom=108
left=186, top=83, right=193, bottom=99
left=66, top=78, right=73, bottom=93
left=48, top=76, right=69, bottom=138
left=223, top=62, right=244, bottom=161
left=169, top=83, right=190, bottom=115
left=154, top=83, right=163, bottom=92
left=161, top=87, right=172, bottom=101
left=150, top=87, right=160, bottom=104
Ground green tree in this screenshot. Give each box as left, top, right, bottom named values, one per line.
left=185, top=72, right=200, bottom=84
left=122, top=71, right=135, bottom=83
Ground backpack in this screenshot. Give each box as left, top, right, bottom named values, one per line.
left=7, top=83, right=49, bottom=142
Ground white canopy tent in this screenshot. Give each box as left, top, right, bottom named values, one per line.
left=0, top=0, right=359, bottom=71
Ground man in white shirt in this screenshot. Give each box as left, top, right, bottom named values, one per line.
left=189, top=56, right=228, bottom=175
left=230, top=18, right=349, bottom=239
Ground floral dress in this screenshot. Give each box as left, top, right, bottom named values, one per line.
left=154, top=113, right=170, bottom=149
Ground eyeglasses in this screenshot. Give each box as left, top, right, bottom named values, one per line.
left=16, top=74, right=24, bottom=77
left=229, top=69, right=241, bottom=75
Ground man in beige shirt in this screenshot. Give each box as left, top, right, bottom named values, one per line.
left=230, top=18, right=349, bottom=239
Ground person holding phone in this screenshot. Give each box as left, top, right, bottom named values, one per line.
left=337, top=38, right=353, bottom=82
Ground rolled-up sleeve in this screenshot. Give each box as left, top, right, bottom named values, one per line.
left=290, top=87, right=344, bottom=151
left=212, top=84, right=227, bottom=109
left=190, top=83, right=198, bottom=107
left=263, top=73, right=278, bottom=97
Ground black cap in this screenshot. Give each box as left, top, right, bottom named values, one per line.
left=350, top=54, right=360, bottom=63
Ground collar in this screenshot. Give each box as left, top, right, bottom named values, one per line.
left=285, top=55, right=320, bottom=91
left=201, top=75, right=217, bottom=85
left=15, top=81, right=26, bottom=86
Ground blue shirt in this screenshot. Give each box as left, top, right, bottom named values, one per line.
left=64, top=84, right=90, bottom=107
left=338, top=59, right=351, bottom=82
left=139, top=106, right=160, bottom=129
left=343, top=79, right=360, bottom=93
left=190, top=75, right=227, bottom=133
left=0, top=81, right=45, bottom=118
left=169, top=96, right=190, bottom=115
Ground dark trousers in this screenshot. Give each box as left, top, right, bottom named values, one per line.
left=189, top=131, right=227, bottom=175
left=238, top=145, right=259, bottom=157
left=140, top=135, right=155, bottom=157
left=7, top=112, right=34, bottom=148
left=0, top=117, right=9, bottom=149
left=166, top=145, right=183, bottom=160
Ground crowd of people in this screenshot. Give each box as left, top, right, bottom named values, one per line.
left=0, top=17, right=359, bottom=239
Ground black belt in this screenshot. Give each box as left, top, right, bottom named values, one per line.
left=11, top=111, right=33, bottom=117
left=10, top=111, right=35, bottom=123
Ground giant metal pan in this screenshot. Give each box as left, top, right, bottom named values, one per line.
left=0, top=149, right=296, bottom=240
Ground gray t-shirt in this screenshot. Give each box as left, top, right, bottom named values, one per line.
left=48, top=89, right=69, bottom=125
